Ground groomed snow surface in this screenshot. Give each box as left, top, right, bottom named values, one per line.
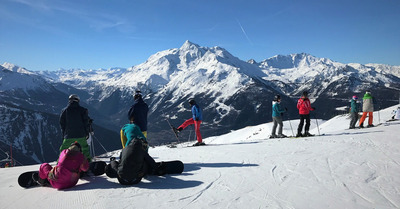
left=1, top=106, right=399, bottom=209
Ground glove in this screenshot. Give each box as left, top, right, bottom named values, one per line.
left=142, top=140, right=149, bottom=151
left=312, top=107, right=316, bottom=110
left=86, top=135, right=92, bottom=144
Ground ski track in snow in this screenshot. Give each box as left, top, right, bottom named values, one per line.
left=182, top=172, right=221, bottom=207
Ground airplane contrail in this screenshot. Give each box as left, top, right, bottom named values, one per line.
left=236, top=19, right=253, bottom=45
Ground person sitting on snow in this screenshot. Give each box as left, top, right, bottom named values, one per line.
left=106, top=120, right=165, bottom=185
left=35, top=142, right=89, bottom=189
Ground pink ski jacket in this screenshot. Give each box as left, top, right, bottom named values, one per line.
left=40, top=148, right=89, bottom=189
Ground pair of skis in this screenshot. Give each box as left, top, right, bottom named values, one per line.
left=162, top=111, right=205, bottom=148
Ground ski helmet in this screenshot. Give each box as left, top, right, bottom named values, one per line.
left=302, top=91, right=308, bottom=97
left=68, top=94, right=80, bottom=103
left=274, top=95, right=281, bottom=101
left=134, top=90, right=142, bottom=100
left=188, top=99, right=196, bottom=105
left=352, top=95, right=358, bottom=100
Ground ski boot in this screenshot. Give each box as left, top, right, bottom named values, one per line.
left=296, top=133, right=303, bottom=137
left=193, top=141, right=206, bottom=146
left=32, top=172, right=49, bottom=186
left=173, top=127, right=182, bottom=135
left=304, top=132, right=314, bottom=137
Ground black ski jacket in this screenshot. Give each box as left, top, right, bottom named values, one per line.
left=127, top=97, right=149, bottom=132
left=117, top=139, right=155, bottom=184
left=60, top=101, right=90, bottom=139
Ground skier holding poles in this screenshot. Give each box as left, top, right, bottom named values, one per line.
left=296, top=91, right=315, bottom=137
left=173, top=99, right=205, bottom=146
left=270, top=95, right=288, bottom=138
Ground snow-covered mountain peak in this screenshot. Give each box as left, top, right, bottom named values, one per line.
left=247, top=59, right=258, bottom=65
left=0, top=64, right=52, bottom=92
left=261, top=53, right=338, bottom=70
left=1, top=62, right=34, bottom=75
left=179, top=40, right=201, bottom=51
left=112, top=41, right=255, bottom=103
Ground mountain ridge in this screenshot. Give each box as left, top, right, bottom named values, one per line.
left=1, top=40, right=400, bottom=165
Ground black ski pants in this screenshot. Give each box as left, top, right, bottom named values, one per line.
left=297, top=114, right=311, bottom=134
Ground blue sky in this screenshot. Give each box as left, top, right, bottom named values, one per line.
left=1, top=0, right=399, bottom=71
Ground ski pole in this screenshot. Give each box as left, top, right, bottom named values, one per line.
left=377, top=102, right=381, bottom=124
left=314, top=112, right=321, bottom=136
left=92, top=134, right=109, bottom=154
left=161, top=110, right=181, bottom=145
left=284, top=110, right=294, bottom=137
left=90, top=132, right=96, bottom=157
left=288, top=118, right=295, bottom=137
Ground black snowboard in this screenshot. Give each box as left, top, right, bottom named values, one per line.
left=89, top=161, right=106, bottom=176
left=18, top=171, right=39, bottom=188
left=156, top=160, right=184, bottom=174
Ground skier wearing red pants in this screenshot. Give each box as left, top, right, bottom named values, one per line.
left=174, top=99, right=205, bottom=146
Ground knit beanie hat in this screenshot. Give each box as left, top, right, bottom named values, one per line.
left=69, top=141, right=82, bottom=152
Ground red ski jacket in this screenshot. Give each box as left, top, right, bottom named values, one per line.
left=297, top=97, right=314, bottom=115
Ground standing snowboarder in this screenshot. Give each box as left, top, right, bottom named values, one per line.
left=174, top=99, right=205, bottom=146
left=296, top=91, right=315, bottom=137
left=270, top=95, right=287, bottom=138
left=349, top=95, right=360, bottom=129
left=35, top=142, right=89, bottom=189
left=359, top=91, right=375, bottom=128
left=59, top=94, right=92, bottom=161
left=127, top=90, right=149, bottom=139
